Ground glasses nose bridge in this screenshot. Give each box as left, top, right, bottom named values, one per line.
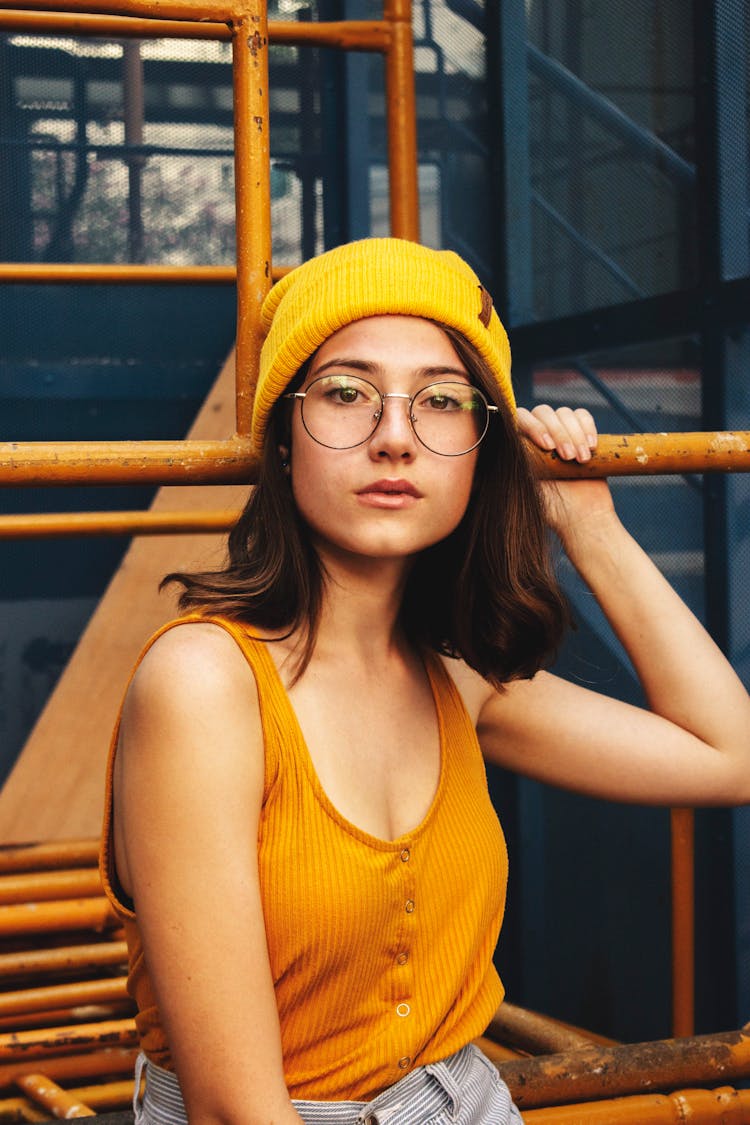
left=374, top=390, right=418, bottom=438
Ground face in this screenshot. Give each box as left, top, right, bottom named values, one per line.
left=286, top=315, right=480, bottom=568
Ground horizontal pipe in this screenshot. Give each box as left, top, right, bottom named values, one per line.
left=0, top=869, right=103, bottom=906
left=0, top=840, right=99, bottom=874
left=0, top=263, right=236, bottom=285
left=522, top=1085, right=750, bottom=1124
left=0, top=979, right=129, bottom=1020
left=0, top=433, right=749, bottom=489
left=0, top=1003, right=132, bottom=1033
left=0, top=1049, right=138, bottom=1090
left=68, top=1079, right=135, bottom=1111
left=0, top=898, right=119, bottom=938
left=0, top=9, right=390, bottom=47
left=0, top=438, right=257, bottom=486
left=0, top=942, right=128, bottom=980
left=0, top=1018, right=137, bottom=1063
left=0, top=511, right=238, bottom=539
left=497, top=1027, right=750, bottom=1109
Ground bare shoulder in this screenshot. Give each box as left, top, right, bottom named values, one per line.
left=125, top=621, right=258, bottom=720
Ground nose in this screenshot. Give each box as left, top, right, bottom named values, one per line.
left=368, top=393, right=418, bottom=460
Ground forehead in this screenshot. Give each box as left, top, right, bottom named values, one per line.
left=310, top=315, right=466, bottom=372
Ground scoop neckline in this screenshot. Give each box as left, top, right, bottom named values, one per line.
left=252, top=635, right=448, bottom=851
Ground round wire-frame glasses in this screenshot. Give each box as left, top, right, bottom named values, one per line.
left=284, top=374, right=498, bottom=457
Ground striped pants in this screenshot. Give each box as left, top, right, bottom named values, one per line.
left=134, top=1043, right=524, bottom=1124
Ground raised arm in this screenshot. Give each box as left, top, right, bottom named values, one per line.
left=113, top=623, right=303, bottom=1125
left=473, top=406, right=750, bottom=807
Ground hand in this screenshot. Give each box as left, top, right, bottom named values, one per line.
left=516, top=404, right=616, bottom=544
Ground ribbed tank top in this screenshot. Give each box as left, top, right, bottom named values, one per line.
left=100, top=615, right=508, bottom=1101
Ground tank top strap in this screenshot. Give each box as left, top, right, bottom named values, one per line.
left=421, top=649, right=478, bottom=751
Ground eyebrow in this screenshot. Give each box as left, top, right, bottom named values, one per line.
left=310, top=357, right=470, bottom=380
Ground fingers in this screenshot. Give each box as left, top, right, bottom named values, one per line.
left=517, top=405, right=598, bottom=462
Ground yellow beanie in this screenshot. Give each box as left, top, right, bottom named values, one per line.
left=252, top=237, right=514, bottom=450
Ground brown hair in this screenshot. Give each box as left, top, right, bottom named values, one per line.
left=163, top=326, right=569, bottom=687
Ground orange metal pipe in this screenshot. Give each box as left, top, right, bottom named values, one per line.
left=0, top=942, right=128, bottom=980
left=0, top=1019, right=137, bottom=1063
left=0, top=1095, right=46, bottom=1122
left=15, top=1073, right=95, bottom=1117
left=1, top=0, right=240, bottom=20
left=522, top=1086, right=750, bottom=1124
left=0, top=979, right=129, bottom=1020
left=0, top=437, right=256, bottom=486
left=0, top=840, right=99, bottom=874
left=0, top=264, right=236, bottom=284
left=671, top=808, right=695, bottom=1038
left=383, top=0, right=420, bottom=239
left=0, top=869, right=103, bottom=906
left=0, top=511, right=237, bottom=538
left=0, top=1049, right=138, bottom=1089
left=2, top=434, right=750, bottom=488
left=0, top=898, right=119, bottom=938
left=496, top=1028, right=750, bottom=1109
left=0, top=9, right=390, bottom=47
left=231, top=10, right=273, bottom=436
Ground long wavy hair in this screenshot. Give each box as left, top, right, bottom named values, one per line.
left=163, top=323, right=570, bottom=686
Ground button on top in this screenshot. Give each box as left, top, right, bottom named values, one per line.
left=400, top=848, right=411, bottom=862
left=398, top=1056, right=411, bottom=1069
left=396, top=951, right=409, bottom=966
left=405, top=899, right=415, bottom=914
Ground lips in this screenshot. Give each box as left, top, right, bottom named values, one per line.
left=357, top=479, right=422, bottom=498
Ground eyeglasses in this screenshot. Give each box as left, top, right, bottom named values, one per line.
left=285, top=374, right=498, bottom=457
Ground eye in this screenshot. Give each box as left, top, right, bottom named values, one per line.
left=418, top=389, right=464, bottom=412
left=335, top=385, right=360, bottom=404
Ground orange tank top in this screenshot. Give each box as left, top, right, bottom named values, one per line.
left=100, top=615, right=508, bottom=1101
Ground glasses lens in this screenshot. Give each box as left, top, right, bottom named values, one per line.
left=411, top=382, right=489, bottom=455
left=301, top=375, right=382, bottom=449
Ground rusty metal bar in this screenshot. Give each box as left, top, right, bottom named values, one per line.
left=487, top=1002, right=614, bottom=1056
left=0, top=438, right=256, bottom=486
left=231, top=9, right=273, bottom=436
left=0, top=5, right=391, bottom=46
left=0, top=1004, right=132, bottom=1033
left=0, top=841, right=99, bottom=874
left=496, top=1027, right=750, bottom=1110
left=0, top=899, right=119, bottom=938
left=2, top=0, right=242, bottom=20
left=671, top=808, right=695, bottom=1038
left=0, top=433, right=749, bottom=488
left=0, top=511, right=237, bottom=538
left=0, top=1019, right=137, bottom=1063
left=0, top=869, right=102, bottom=906
left=0, top=942, right=127, bottom=980
left=0, top=979, right=128, bottom=1020
left=15, top=1073, right=95, bottom=1117
left=383, top=0, right=419, bottom=239
left=0, top=1049, right=137, bottom=1089
left=521, top=1086, right=750, bottom=1124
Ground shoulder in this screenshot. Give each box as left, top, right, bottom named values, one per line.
left=119, top=621, right=263, bottom=767
left=128, top=621, right=257, bottom=709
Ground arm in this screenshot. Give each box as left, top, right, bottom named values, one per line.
left=114, top=623, right=303, bottom=1125
left=474, top=405, right=750, bottom=806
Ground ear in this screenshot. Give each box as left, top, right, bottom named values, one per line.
left=278, top=444, right=290, bottom=471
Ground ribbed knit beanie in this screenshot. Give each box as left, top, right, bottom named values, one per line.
left=252, top=237, right=514, bottom=450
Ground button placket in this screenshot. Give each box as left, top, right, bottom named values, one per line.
left=393, top=842, right=416, bottom=1071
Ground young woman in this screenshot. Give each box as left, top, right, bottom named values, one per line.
left=101, top=238, right=750, bottom=1125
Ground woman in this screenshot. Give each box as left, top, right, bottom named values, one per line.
left=101, top=238, right=750, bottom=1125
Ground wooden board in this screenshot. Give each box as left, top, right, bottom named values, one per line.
left=0, top=350, right=247, bottom=844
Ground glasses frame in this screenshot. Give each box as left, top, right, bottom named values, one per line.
left=284, top=376, right=499, bottom=457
